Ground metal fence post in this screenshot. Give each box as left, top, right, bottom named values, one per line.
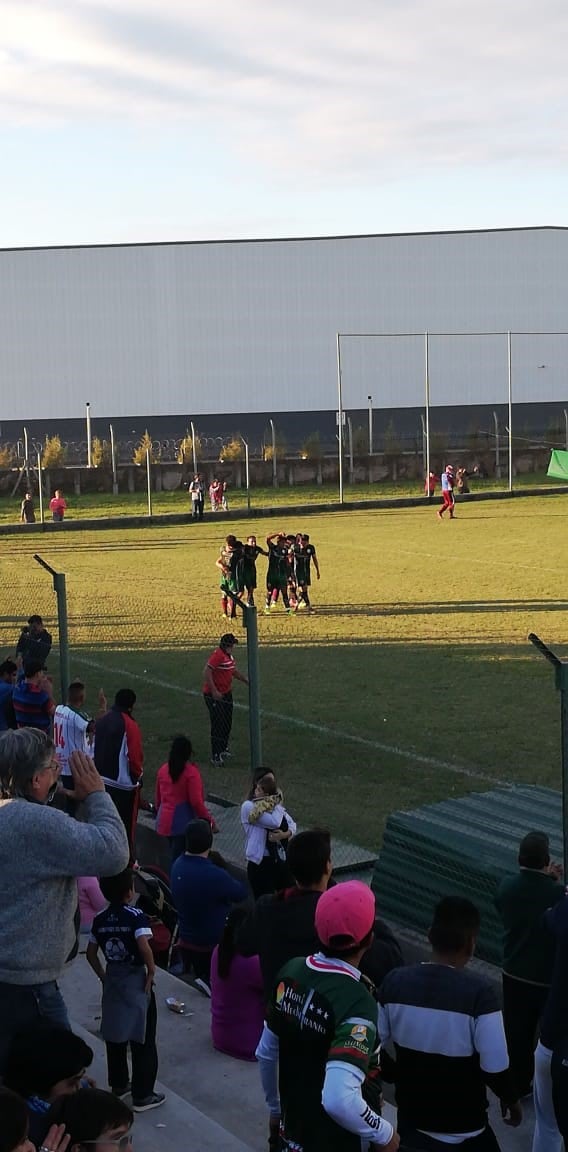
left=146, top=448, right=152, bottom=516
left=528, top=632, right=568, bottom=877
left=244, top=604, right=262, bottom=773
left=33, top=555, right=70, bottom=702
left=37, top=451, right=44, bottom=524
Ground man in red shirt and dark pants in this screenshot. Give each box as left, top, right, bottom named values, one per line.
left=203, top=634, right=248, bottom=767
left=94, top=688, right=143, bottom=859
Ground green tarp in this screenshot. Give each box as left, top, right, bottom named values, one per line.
left=548, top=449, right=568, bottom=481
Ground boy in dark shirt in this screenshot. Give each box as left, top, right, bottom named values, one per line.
left=87, top=868, right=165, bottom=1113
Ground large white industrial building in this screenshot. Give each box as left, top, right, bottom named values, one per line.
left=0, top=226, right=567, bottom=442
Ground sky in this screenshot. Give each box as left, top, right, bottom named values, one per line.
left=1, top=0, right=567, bottom=248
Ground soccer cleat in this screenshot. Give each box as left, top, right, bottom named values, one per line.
left=221, top=613, right=229, bottom=619
left=270, top=601, right=277, bottom=609
left=132, top=1092, right=166, bottom=1113
left=307, top=607, right=316, bottom=614
left=437, top=510, right=443, bottom=519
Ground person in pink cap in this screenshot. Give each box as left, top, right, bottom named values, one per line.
left=256, top=880, right=399, bottom=1152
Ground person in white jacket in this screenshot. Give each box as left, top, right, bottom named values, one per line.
left=241, top=769, right=296, bottom=900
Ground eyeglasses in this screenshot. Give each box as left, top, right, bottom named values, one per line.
left=81, top=1134, right=133, bottom=1151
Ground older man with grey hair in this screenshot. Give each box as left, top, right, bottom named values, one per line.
left=0, top=728, right=129, bottom=1072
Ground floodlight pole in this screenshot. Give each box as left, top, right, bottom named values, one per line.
left=336, top=333, right=344, bottom=504
left=564, top=408, right=568, bottom=451
left=347, top=416, right=354, bottom=483
left=86, top=402, right=92, bottom=468
left=241, top=436, right=250, bottom=511
left=507, top=331, right=513, bottom=492
left=269, top=419, right=278, bottom=487
left=493, top=411, right=500, bottom=479
left=190, top=421, right=198, bottom=475
left=146, top=448, right=152, bottom=516
left=424, top=332, right=431, bottom=494
left=37, top=451, right=44, bottom=524
left=528, top=633, right=568, bottom=877
left=367, top=395, right=373, bottom=455
left=109, top=424, right=118, bottom=494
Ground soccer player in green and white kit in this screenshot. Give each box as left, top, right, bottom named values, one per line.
left=216, top=535, right=243, bottom=619
left=295, top=532, right=320, bottom=613
left=264, top=532, right=292, bottom=614
left=256, top=881, right=399, bottom=1152
left=242, top=535, right=268, bottom=607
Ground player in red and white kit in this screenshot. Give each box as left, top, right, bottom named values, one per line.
left=437, top=464, right=455, bottom=519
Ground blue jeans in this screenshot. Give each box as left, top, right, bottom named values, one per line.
left=0, top=980, right=70, bottom=1074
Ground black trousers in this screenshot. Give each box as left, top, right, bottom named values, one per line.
left=180, top=945, right=213, bottom=984
left=551, top=1038, right=568, bottom=1139
left=398, top=1122, right=501, bottom=1151
left=106, top=784, right=139, bottom=862
left=247, top=856, right=292, bottom=901
left=502, top=972, right=549, bottom=1095
left=106, top=988, right=158, bottom=1102
left=191, top=500, right=204, bottom=521
left=204, top=692, right=233, bottom=758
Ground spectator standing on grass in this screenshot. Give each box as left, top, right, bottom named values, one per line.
left=210, top=907, right=265, bottom=1061
left=87, top=868, right=165, bottom=1114
left=155, top=734, right=218, bottom=865
left=0, top=733, right=129, bottom=1074
left=171, top=819, right=248, bottom=994
left=94, top=689, right=143, bottom=859
left=0, top=659, right=17, bottom=731
left=189, top=473, right=205, bottom=521
left=12, top=659, right=55, bottom=732
left=378, top=896, right=522, bottom=1151
left=241, top=769, right=296, bottom=900
left=49, top=490, right=67, bottom=523
left=202, top=633, right=248, bottom=767
left=20, top=492, right=35, bottom=525
left=494, top=830, right=563, bottom=1099
left=257, top=880, right=399, bottom=1152
left=3, top=1027, right=93, bottom=1147
left=437, top=463, right=456, bottom=520
left=16, top=615, right=52, bottom=667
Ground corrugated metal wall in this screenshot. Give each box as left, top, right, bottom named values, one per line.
left=0, top=228, right=567, bottom=420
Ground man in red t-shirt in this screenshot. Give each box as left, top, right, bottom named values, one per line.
left=202, top=633, right=248, bottom=767
left=49, top=489, right=67, bottom=522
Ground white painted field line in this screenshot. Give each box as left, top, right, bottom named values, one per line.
left=75, top=654, right=501, bottom=786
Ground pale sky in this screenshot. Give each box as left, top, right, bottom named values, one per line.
left=1, top=0, right=567, bottom=248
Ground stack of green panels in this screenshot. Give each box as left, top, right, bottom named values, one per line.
left=372, top=786, right=562, bottom=965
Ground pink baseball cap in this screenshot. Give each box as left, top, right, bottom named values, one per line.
left=315, top=881, right=376, bottom=950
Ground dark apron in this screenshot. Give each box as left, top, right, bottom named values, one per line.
left=101, top=964, right=148, bottom=1044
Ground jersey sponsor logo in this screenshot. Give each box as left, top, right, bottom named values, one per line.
left=276, top=981, right=286, bottom=1006
left=351, top=1024, right=368, bottom=1042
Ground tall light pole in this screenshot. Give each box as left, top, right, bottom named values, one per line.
left=86, top=402, right=92, bottom=467
left=241, top=436, right=250, bottom=511
left=507, top=330, right=513, bottom=492
left=336, top=333, right=344, bottom=504
left=367, top=395, right=373, bottom=455
left=190, top=421, right=198, bottom=475
left=269, top=418, right=278, bottom=487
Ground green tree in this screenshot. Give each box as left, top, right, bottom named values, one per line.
left=178, top=428, right=202, bottom=464
left=0, top=443, right=15, bottom=467
left=220, top=436, right=244, bottom=462
left=300, top=431, right=323, bottom=460
left=91, top=437, right=111, bottom=467
left=42, top=434, right=67, bottom=467
left=133, top=430, right=160, bottom=465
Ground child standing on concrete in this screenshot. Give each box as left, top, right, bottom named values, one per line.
left=86, top=868, right=165, bottom=1113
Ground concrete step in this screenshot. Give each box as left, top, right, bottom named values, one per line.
left=60, top=953, right=261, bottom=1152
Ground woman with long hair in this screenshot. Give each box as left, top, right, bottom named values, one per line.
left=155, top=735, right=218, bottom=864
left=210, top=908, right=264, bottom=1061
left=241, top=769, right=296, bottom=900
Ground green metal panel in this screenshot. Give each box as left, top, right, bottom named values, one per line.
left=372, top=786, right=562, bottom=965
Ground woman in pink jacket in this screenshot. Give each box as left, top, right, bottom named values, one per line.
left=210, top=907, right=264, bottom=1061
left=155, top=735, right=218, bottom=864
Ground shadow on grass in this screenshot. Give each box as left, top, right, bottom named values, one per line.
left=68, top=637, right=561, bottom=850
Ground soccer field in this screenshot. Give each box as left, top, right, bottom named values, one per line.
left=1, top=494, right=567, bottom=850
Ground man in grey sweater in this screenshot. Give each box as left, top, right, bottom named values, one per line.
left=0, top=728, right=130, bottom=1072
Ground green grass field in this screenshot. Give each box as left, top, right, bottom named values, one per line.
left=1, top=493, right=566, bottom=852
left=0, top=471, right=559, bottom=523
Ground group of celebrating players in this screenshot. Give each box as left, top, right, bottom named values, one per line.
left=216, top=531, right=321, bottom=618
